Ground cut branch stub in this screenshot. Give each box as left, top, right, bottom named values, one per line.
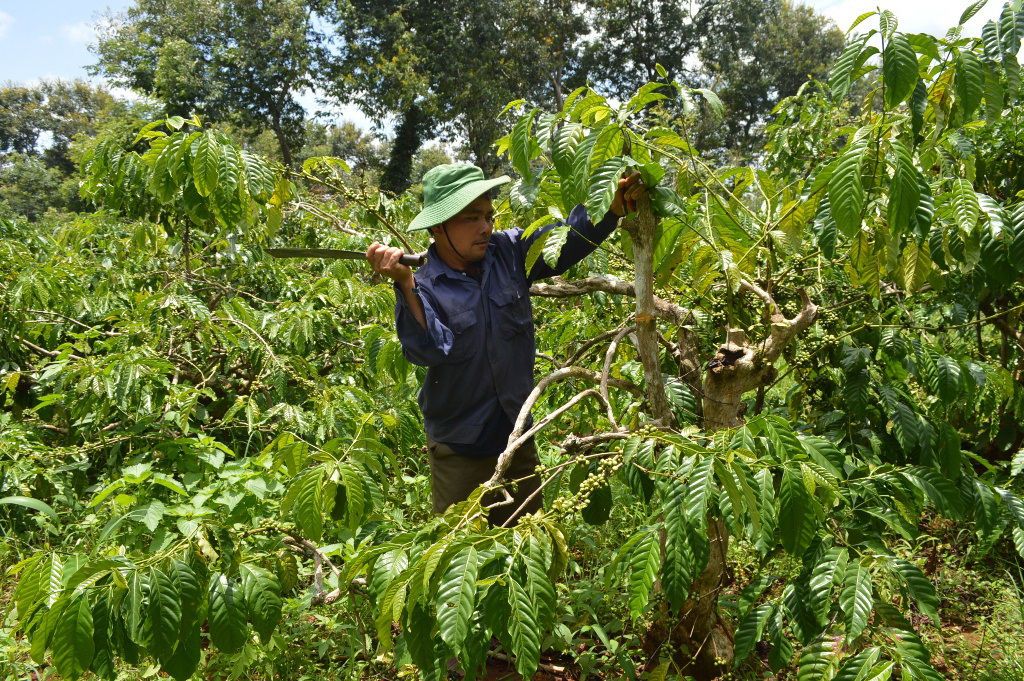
left=702, top=286, right=818, bottom=430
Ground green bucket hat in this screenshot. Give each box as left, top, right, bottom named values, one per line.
left=408, top=163, right=510, bottom=231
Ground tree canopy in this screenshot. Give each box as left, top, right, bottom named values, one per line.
left=91, top=0, right=317, bottom=166
left=0, top=79, right=135, bottom=219
left=313, top=0, right=586, bottom=190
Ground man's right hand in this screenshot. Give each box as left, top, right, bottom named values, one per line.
left=366, top=242, right=413, bottom=285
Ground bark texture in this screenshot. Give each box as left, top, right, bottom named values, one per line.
left=670, top=285, right=817, bottom=678
left=620, top=197, right=674, bottom=425
left=650, top=283, right=817, bottom=677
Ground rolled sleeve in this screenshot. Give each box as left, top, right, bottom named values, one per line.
left=394, top=284, right=452, bottom=366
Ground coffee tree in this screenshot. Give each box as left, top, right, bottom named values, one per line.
left=4, top=2, right=1024, bottom=681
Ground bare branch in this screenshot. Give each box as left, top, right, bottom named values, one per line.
left=281, top=534, right=368, bottom=606
left=560, top=431, right=633, bottom=452
left=27, top=309, right=123, bottom=337
left=290, top=200, right=362, bottom=236
left=563, top=327, right=629, bottom=367
left=570, top=366, right=642, bottom=399
left=488, top=388, right=604, bottom=488
left=530, top=276, right=692, bottom=325
left=488, top=650, right=566, bottom=674
left=486, top=364, right=627, bottom=488
left=602, top=326, right=636, bottom=430
left=536, top=352, right=559, bottom=368
left=14, top=335, right=84, bottom=361
left=497, top=431, right=635, bottom=528
left=738, top=279, right=782, bottom=320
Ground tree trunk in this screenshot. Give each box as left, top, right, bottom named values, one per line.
left=651, top=328, right=773, bottom=677
left=654, top=329, right=751, bottom=679
left=622, top=198, right=732, bottom=678
left=620, top=197, right=674, bottom=425
left=670, top=518, right=734, bottom=678
left=381, top=103, right=426, bottom=195
left=663, top=301, right=811, bottom=677
left=551, top=64, right=564, bottom=112
left=271, top=118, right=294, bottom=168
left=266, top=97, right=294, bottom=168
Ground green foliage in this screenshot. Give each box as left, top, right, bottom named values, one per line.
left=4, top=2, right=1024, bottom=681
left=79, top=115, right=290, bottom=260
left=91, top=0, right=315, bottom=166
left=0, top=79, right=137, bottom=220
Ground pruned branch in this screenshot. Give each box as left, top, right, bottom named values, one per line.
left=756, top=287, right=819, bottom=362
left=530, top=276, right=693, bottom=325
left=700, top=286, right=817, bottom=428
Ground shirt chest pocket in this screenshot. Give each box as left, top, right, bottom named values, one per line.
left=444, top=308, right=479, bottom=362
left=490, top=283, right=532, bottom=339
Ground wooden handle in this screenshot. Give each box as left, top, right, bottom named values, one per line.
left=399, top=252, right=427, bottom=267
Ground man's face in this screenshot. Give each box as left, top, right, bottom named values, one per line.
left=432, top=195, right=495, bottom=267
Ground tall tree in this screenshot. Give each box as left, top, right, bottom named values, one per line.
left=0, top=79, right=124, bottom=218
left=315, top=0, right=586, bottom=192
left=580, top=0, right=715, bottom=98
left=704, top=0, right=845, bottom=156
left=91, top=0, right=316, bottom=166
left=0, top=84, right=46, bottom=156
left=1, top=79, right=116, bottom=171
left=579, top=0, right=843, bottom=159
left=299, top=119, right=388, bottom=174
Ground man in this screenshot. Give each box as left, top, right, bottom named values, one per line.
left=367, top=163, right=645, bottom=526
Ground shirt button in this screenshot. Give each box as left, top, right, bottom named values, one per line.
left=490, top=356, right=497, bottom=363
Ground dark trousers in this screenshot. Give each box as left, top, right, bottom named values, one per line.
left=426, top=437, right=543, bottom=527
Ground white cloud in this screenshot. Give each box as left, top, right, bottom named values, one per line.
left=59, top=21, right=96, bottom=46
left=0, top=11, right=13, bottom=39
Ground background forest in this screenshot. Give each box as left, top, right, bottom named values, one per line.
left=2, top=1, right=1024, bottom=680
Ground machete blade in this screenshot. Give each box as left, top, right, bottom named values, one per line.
left=265, top=248, right=426, bottom=267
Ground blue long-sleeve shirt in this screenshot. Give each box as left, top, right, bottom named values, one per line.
left=394, top=205, right=620, bottom=453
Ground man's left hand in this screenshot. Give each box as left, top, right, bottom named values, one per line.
left=610, top=170, right=647, bottom=217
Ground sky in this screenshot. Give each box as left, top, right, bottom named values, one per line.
left=0, top=0, right=1005, bottom=132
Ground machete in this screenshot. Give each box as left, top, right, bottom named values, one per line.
left=266, top=248, right=426, bottom=267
